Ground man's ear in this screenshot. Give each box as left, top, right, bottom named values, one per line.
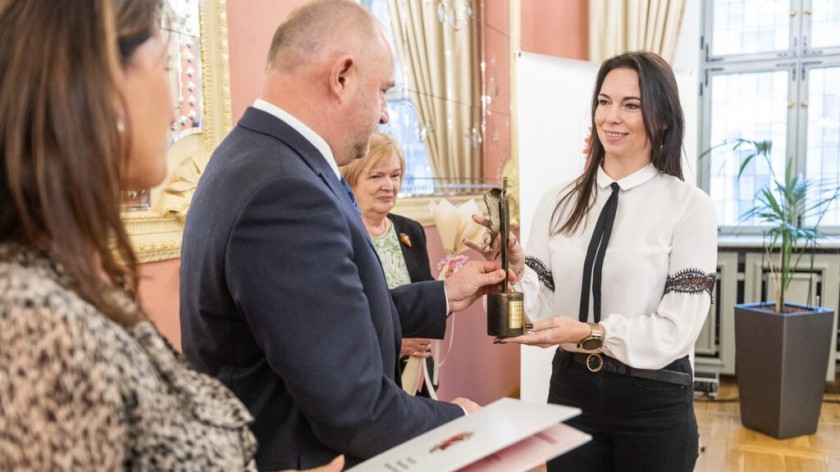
left=330, top=55, right=355, bottom=100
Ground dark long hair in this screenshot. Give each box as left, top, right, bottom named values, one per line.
left=553, top=51, right=685, bottom=235
left=0, top=0, right=160, bottom=325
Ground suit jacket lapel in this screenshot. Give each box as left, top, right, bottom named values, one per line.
left=237, top=107, right=362, bottom=221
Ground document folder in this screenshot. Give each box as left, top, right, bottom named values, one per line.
left=350, top=397, right=590, bottom=472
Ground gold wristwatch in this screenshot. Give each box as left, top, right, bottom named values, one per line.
left=580, top=322, right=604, bottom=350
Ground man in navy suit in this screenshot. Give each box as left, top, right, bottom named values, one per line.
left=179, top=1, right=506, bottom=470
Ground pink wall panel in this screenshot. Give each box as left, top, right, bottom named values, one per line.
left=483, top=0, right=509, bottom=36
left=521, top=0, right=588, bottom=60
left=226, top=0, right=310, bottom=122
left=485, top=26, right=511, bottom=117
left=138, top=259, right=181, bottom=349
left=483, top=111, right=511, bottom=182
left=481, top=1, right=510, bottom=183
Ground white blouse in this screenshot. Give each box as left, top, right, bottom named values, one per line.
left=517, top=163, right=718, bottom=370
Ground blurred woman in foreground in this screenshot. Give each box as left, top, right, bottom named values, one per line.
left=0, top=0, right=339, bottom=470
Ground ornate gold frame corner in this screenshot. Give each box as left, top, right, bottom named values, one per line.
left=123, top=0, right=232, bottom=263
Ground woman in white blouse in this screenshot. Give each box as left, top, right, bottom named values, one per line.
left=472, top=52, right=717, bottom=472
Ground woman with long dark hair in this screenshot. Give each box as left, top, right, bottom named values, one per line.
left=473, top=51, right=717, bottom=472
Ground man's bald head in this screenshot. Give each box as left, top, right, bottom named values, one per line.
left=267, top=0, right=380, bottom=73
left=262, top=0, right=394, bottom=166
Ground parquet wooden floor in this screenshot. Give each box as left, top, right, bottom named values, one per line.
left=523, top=371, right=840, bottom=472
left=694, top=376, right=840, bottom=472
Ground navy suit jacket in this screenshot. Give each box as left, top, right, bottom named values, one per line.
left=180, top=108, right=462, bottom=470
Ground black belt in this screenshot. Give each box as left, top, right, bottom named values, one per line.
left=563, top=350, right=692, bottom=388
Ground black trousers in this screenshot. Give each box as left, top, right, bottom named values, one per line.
left=547, top=350, right=698, bottom=472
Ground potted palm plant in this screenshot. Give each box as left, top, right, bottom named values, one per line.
left=705, top=138, right=839, bottom=439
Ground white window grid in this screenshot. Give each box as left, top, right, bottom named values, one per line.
left=700, top=0, right=840, bottom=233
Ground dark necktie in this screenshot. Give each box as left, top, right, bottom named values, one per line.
left=579, top=182, right=620, bottom=323
left=339, top=176, right=361, bottom=215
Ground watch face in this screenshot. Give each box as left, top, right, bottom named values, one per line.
left=581, top=338, right=603, bottom=350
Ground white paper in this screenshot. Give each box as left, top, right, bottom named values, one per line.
left=349, top=398, right=589, bottom=472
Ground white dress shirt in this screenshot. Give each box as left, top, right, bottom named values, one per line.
left=517, top=163, right=718, bottom=370
left=253, top=99, right=340, bottom=179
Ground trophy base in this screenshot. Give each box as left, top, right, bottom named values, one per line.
left=487, top=291, right=525, bottom=337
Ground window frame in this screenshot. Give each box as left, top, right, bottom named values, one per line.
left=699, top=0, right=840, bottom=235
left=701, top=0, right=800, bottom=65
left=800, top=57, right=840, bottom=228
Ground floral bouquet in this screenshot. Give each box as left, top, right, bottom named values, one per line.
left=428, top=198, right=485, bottom=278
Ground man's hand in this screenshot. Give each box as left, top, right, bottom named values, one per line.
left=444, top=260, right=506, bottom=313
left=451, top=397, right=481, bottom=414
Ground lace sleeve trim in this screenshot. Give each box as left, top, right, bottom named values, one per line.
left=664, top=268, right=716, bottom=297
left=525, top=256, right=555, bottom=292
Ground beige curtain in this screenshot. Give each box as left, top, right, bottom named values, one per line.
left=589, top=0, right=686, bottom=64
left=386, top=0, right=481, bottom=182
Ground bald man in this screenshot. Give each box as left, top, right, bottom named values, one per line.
left=179, top=1, right=506, bottom=469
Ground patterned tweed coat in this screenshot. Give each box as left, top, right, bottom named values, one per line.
left=0, top=243, right=257, bottom=471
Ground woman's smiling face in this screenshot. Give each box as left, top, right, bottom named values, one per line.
left=594, top=67, right=651, bottom=165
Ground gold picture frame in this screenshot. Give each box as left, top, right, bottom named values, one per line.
left=123, top=0, right=231, bottom=263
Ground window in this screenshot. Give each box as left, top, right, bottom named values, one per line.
left=361, top=0, right=435, bottom=195
left=700, top=0, right=840, bottom=230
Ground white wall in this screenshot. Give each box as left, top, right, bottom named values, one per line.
left=516, top=53, right=597, bottom=402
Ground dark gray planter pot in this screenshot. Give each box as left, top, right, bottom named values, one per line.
left=735, top=302, right=834, bottom=439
